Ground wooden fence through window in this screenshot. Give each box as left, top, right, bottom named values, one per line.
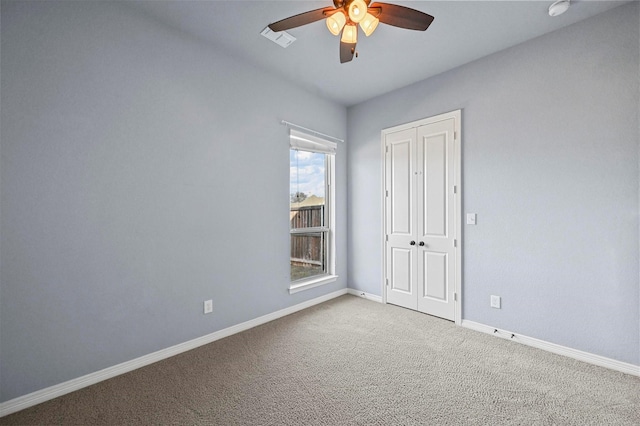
left=290, top=205, right=324, bottom=266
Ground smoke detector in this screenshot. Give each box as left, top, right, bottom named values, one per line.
left=548, top=0, right=570, bottom=17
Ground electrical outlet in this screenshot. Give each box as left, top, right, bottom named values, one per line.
left=490, top=295, right=501, bottom=309
left=204, top=299, right=213, bottom=314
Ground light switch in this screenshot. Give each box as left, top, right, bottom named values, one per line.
left=466, top=213, right=477, bottom=225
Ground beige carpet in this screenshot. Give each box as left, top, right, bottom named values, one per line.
left=2, top=295, right=639, bottom=425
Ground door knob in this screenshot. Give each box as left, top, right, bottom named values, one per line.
left=410, top=241, right=416, bottom=246
left=419, top=241, right=425, bottom=246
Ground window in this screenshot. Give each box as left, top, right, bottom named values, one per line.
left=289, top=129, right=337, bottom=293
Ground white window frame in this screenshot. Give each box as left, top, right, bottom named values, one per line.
left=289, top=129, right=337, bottom=294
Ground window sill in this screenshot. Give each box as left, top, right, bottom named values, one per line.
left=289, top=274, right=338, bottom=294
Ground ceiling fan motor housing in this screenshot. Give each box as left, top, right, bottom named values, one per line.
left=333, top=0, right=372, bottom=12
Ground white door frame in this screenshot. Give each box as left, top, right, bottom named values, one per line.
left=381, top=110, right=462, bottom=325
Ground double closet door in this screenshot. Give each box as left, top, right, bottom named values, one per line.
left=383, top=112, right=460, bottom=321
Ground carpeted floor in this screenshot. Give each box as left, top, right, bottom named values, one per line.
left=2, top=295, right=639, bottom=425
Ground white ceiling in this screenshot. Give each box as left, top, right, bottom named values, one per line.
left=129, top=0, right=630, bottom=106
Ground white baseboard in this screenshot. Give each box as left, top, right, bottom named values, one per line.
left=347, top=288, right=383, bottom=303
left=0, top=288, right=348, bottom=418
left=461, top=320, right=640, bottom=377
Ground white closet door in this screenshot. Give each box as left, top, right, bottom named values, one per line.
left=383, top=111, right=460, bottom=322
left=385, top=128, right=418, bottom=310
left=416, top=118, right=456, bottom=321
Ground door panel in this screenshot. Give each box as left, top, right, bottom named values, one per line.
left=391, top=248, right=413, bottom=293
left=390, top=139, right=412, bottom=235
left=423, top=132, right=447, bottom=237
left=423, top=251, right=447, bottom=300
left=385, top=128, right=417, bottom=310
left=416, top=118, right=456, bottom=320
left=420, top=250, right=453, bottom=320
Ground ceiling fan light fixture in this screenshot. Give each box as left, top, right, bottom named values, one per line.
left=348, top=0, right=367, bottom=23
left=359, top=12, right=379, bottom=36
left=341, top=23, right=358, bottom=44
left=326, top=11, right=347, bottom=36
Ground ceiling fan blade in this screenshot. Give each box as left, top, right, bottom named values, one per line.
left=268, top=7, right=335, bottom=32
left=340, top=40, right=356, bottom=63
left=370, top=2, right=434, bottom=31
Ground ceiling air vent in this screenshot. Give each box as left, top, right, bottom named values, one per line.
left=261, top=27, right=296, bottom=48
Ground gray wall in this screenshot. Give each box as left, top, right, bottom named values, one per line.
left=0, top=1, right=347, bottom=402
left=347, top=3, right=639, bottom=365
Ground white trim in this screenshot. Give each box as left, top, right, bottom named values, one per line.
left=381, top=109, right=461, bottom=134
left=453, top=111, right=462, bottom=325
left=290, top=226, right=328, bottom=234
left=281, top=120, right=344, bottom=144
left=461, top=320, right=640, bottom=377
left=289, top=138, right=336, bottom=294
left=288, top=274, right=338, bottom=294
left=0, top=288, right=348, bottom=418
left=380, top=110, right=462, bottom=324
left=346, top=288, right=383, bottom=303
left=380, top=125, right=388, bottom=305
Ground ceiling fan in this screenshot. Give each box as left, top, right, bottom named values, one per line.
left=268, top=0, right=434, bottom=63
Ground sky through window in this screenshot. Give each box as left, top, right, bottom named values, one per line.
left=290, top=150, right=325, bottom=199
